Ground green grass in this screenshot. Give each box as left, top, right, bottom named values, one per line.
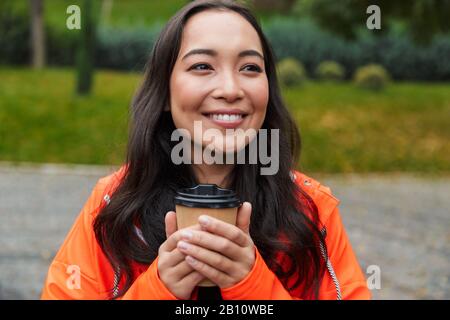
left=284, top=82, right=450, bottom=173
left=0, top=67, right=137, bottom=165
left=0, top=67, right=449, bottom=173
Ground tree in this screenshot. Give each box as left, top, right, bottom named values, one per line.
left=76, top=0, right=96, bottom=95
left=29, top=0, right=45, bottom=69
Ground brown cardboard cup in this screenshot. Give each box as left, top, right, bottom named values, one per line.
left=174, top=184, right=241, bottom=287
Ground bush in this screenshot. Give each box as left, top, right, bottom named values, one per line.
left=264, top=18, right=361, bottom=79
left=46, top=26, right=160, bottom=70
left=0, top=3, right=30, bottom=65
left=263, top=17, right=450, bottom=81
left=315, top=60, right=345, bottom=81
left=277, top=57, right=307, bottom=87
left=353, top=64, right=390, bottom=90
left=96, top=26, right=160, bottom=71
left=46, top=25, right=80, bottom=66
left=2, top=7, right=450, bottom=81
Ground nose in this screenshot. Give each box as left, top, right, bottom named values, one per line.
left=213, top=71, right=244, bottom=103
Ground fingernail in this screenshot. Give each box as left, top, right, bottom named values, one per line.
left=186, top=256, right=197, bottom=265
left=181, top=230, right=193, bottom=240
left=199, top=216, right=209, bottom=226
left=178, top=241, right=190, bottom=250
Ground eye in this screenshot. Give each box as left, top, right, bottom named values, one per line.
left=241, top=64, right=263, bottom=73
left=188, top=63, right=213, bottom=71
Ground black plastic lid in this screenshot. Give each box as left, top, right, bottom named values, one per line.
left=174, top=184, right=241, bottom=209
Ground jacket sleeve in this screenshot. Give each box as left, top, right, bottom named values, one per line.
left=220, top=207, right=371, bottom=300
left=220, top=246, right=302, bottom=300
left=318, top=206, right=371, bottom=300
left=40, top=179, right=179, bottom=300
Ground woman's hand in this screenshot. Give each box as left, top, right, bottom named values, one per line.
left=157, top=211, right=206, bottom=300
left=176, top=202, right=255, bottom=289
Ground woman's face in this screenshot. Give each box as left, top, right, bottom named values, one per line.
left=169, top=9, right=269, bottom=155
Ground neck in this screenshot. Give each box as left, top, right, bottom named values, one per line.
left=191, top=162, right=235, bottom=189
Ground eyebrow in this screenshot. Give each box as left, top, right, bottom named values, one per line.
left=181, top=48, right=264, bottom=61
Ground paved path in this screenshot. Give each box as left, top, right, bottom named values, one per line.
left=0, top=164, right=448, bottom=299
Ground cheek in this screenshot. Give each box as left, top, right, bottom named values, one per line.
left=255, top=81, right=269, bottom=111
left=246, top=76, right=268, bottom=107
left=170, top=71, right=207, bottom=129
left=245, top=78, right=269, bottom=122
left=170, top=70, right=207, bottom=113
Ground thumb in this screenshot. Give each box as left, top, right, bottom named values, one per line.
left=236, top=202, right=252, bottom=234
left=165, top=211, right=178, bottom=238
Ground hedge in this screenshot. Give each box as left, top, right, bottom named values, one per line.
left=1, top=13, right=449, bottom=81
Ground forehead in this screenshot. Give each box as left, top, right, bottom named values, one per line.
left=179, top=9, right=263, bottom=56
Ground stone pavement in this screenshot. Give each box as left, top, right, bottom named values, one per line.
left=0, top=164, right=448, bottom=299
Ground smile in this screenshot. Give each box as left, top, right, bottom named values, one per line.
left=202, top=112, right=248, bottom=129
left=209, top=113, right=243, bottom=121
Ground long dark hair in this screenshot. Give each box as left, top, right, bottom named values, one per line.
left=94, top=0, right=326, bottom=299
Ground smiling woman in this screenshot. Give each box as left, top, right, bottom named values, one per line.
left=40, top=0, right=370, bottom=300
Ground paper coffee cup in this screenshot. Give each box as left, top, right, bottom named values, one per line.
left=174, top=184, right=241, bottom=287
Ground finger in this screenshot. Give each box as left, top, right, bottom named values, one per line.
left=165, top=211, right=177, bottom=238
left=177, top=240, right=234, bottom=274
left=179, top=229, right=242, bottom=261
left=179, top=270, right=205, bottom=290
left=185, top=255, right=233, bottom=288
left=198, top=215, right=250, bottom=247
left=236, top=202, right=252, bottom=234
left=157, top=248, right=187, bottom=271
left=160, top=224, right=202, bottom=253
left=168, top=259, right=198, bottom=281
left=168, top=248, right=188, bottom=266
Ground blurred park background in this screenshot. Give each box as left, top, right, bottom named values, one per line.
left=0, top=0, right=449, bottom=300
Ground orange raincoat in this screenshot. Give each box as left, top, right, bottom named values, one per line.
left=41, top=167, right=371, bottom=300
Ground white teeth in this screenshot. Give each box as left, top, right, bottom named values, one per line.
left=210, top=114, right=243, bottom=122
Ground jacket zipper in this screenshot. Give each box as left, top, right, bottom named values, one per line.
left=320, top=227, right=342, bottom=300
